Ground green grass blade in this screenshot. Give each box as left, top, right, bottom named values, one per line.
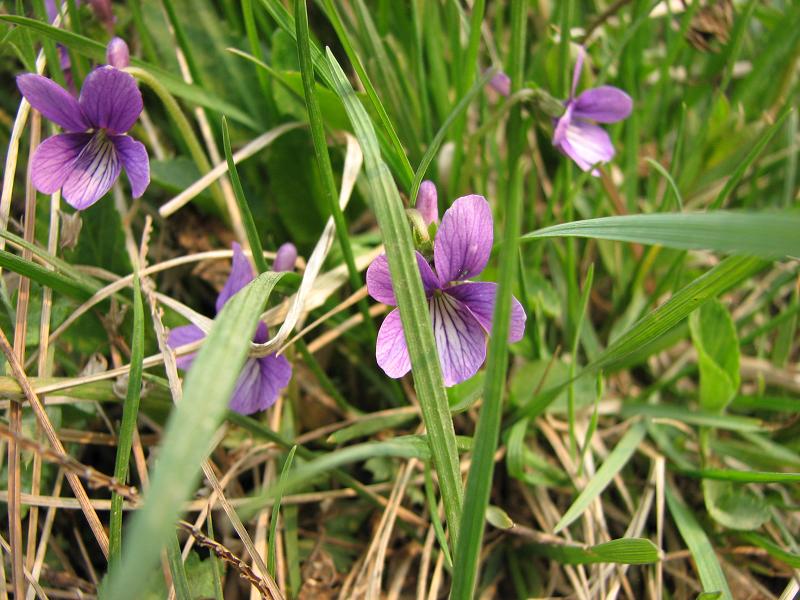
left=521, top=212, right=800, bottom=258
left=221, top=116, right=268, bottom=274
left=737, top=532, right=800, bottom=569
left=320, top=0, right=415, bottom=187
left=325, top=48, right=463, bottom=543
left=165, top=533, right=192, bottom=600
left=103, top=271, right=286, bottom=600
left=645, top=157, right=684, bottom=210
left=410, top=68, right=496, bottom=204
left=529, top=538, right=660, bottom=565
left=666, top=487, right=733, bottom=599
left=678, top=469, right=800, bottom=484
left=0, top=15, right=259, bottom=129
left=554, top=421, right=647, bottom=533
left=295, top=0, right=375, bottom=337
left=424, top=464, right=453, bottom=568
left=709, top=105, right=793, bottom=209
left=267, top=445, right=296, bottom=578
left=451, top=2, right=527, bottom=596
left=0, top=249, right=94, bottom=300
left=109, top=272, right=145, bottom=560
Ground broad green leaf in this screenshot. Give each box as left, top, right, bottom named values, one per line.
left=702, top=479, right=770, bottom=531
left=690, top=300, right=740, bottom=412
left=528, top=538, right=660, bottom=565
left=103, top=271, right=285, bottom=600
left=666, top=487, right=733, bottom=599
left=521, top=212, right=800, bottom=259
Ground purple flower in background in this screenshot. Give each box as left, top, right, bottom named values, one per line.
left=17, top=66, right=149, bottom=210
left=272, top=242, right=298, bottom=273
left=168, top=243, right=294, bottom=415
left=488, top=71, right=511, bottom=97
left=552, top=46, right=632, bottom=174
left=367, top=191, right=526, bottom=386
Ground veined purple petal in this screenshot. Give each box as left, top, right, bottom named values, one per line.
left=430, top=292, right=487, bottom=386
left=570, top=46, right=586, bottom=99
left=446, top=282, right=526, bottom=343
left=416, top=180, right=439, bottom=226
left=367, top=252, right=439, bottom=306
left=111, top=135, right=149, bottom=198
left=572, top=86, right=632, bottom=123
left=79, top=66, right=142, bottom=134
left=17, top=74, right=89, bottom=132
left=216, top=242, right=255, bottom=313
left=434, top=195, right=493, bottom=284
left=229, top=354, right=292, bottom=415
left=375, top=308, right=411, bottom=379
left=273, top=242, right=297, bottom=272
left=559, top=120, right=615, bottom=174
left=61, top=132, right=121, bottom=210
left=168, top=324, right=206, bottom=370
left=30, top=133, right=90, bottom=195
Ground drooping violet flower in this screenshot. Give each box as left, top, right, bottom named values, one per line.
left=488, top=71, right=511, bottom=97
left=367, top=191, right=526, bottom=386
left=552, top=46, right=632, bottom=174
left=17, top=66, right=149, bottom=210
left=106, top=37, right=130, bottom=69
left=168, top=243, right=293, bottom=415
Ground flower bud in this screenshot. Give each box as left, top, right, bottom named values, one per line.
left=106, top=37, right=130, bottom=69
left=415, top=180, right=439, bottom=226
left=488, top=71, right=511, bottom=97
left=273, top=242, right=298, bottom=272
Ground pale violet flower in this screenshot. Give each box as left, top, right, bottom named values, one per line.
left=553, top=47, right=632, bottom=174
left=367, top=187, right=526, bottom=386
left=168, top=243, right=295, bottom=415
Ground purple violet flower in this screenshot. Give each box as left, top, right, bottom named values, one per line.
left=488, top=71, right=511, bottom=97
left=168, top=243, right=293, bottom=415
left=367, top=191, right=526, bottom=387
left=17, top=66, right=150, bottom=210
left=552, top=46, right=632, bottom=174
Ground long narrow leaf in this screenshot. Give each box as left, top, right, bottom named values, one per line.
left=109, top=272, right=144, bottom=559
left=522, top=212, right=800, bottom=258
left=103, top=271, right=285, bottom=599
left=325, top=48, right=464, bottom=542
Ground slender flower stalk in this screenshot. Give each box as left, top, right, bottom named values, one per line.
left=552, top=46, right=632, bottom=174
left=367, top=185, right=526, bottom=386
left=168, top=243, right=295, bottom=415
left=16, top=65, right=149, bottom=210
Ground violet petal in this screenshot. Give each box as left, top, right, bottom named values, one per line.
left=60, top=132, right=121, bottom=210
left=552, top=103, right=574, bottom=148
left=367, top=252, right=439, bottom=306
left=16, top=74, right=89, bottom=132
left=572, top=86, right=633, bottom=123
left=445, top=282, right=526, bottom=343
left=430, top=292, right=487, bottom=386
left=106, top=37, right=130, bottom=70
left=216, top=242, right=255, bottom=313
left=111, top=135, right=149, bottom=198
left=415, top=180, right=439, bottom=226
left=433, top=194, right=493, bottom=284
left=375, top=308, right=412, bottom=379
left=560, top=120, right=615, bottom=173
left=30, top=133, right=90, bottom=195
left=167, top=324, right=206, bottom=370
left=229, top=354, right=292, bottom=415
left=228, top=359, right=262, bottom=415
left=79, top=66, right=143, bottom=134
